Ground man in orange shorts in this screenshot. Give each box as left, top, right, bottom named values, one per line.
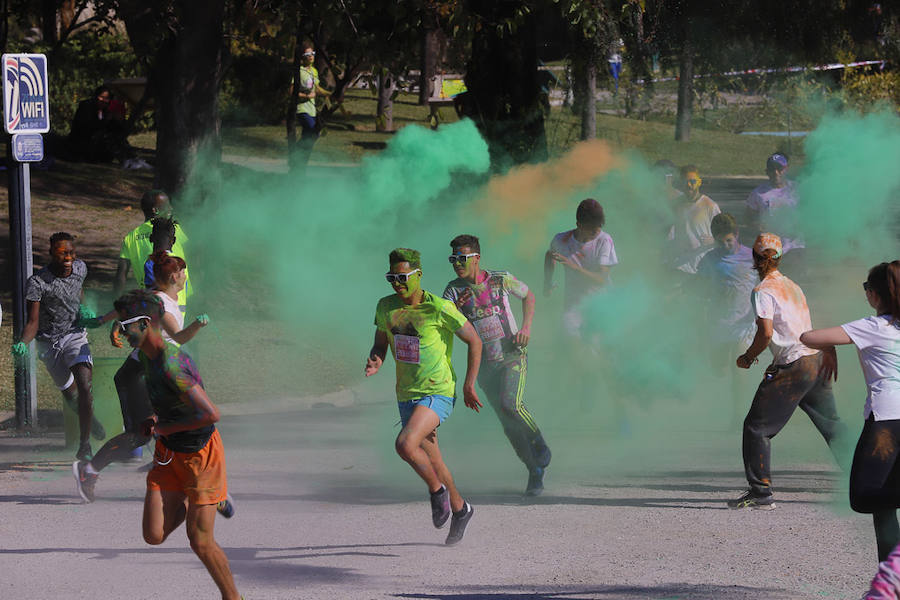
left=109, top=289, right=240, bottom=599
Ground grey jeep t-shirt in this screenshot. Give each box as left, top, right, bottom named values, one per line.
left=25, top=259, right=87, bottom=341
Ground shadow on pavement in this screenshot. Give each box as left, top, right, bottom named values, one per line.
left=393, top=582, right=793, bottom=599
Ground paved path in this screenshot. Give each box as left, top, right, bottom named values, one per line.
left=0, top=396, right=876, bottom=600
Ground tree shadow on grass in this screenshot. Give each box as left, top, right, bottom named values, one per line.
left=393, top=582, right=795, bottom=600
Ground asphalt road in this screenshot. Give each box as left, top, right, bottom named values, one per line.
left=0, top=393, right=877, bottom=600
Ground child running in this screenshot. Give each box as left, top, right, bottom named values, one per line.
left=12, top=232, right=105, bottom=460
left=442, top=234, right=552, bottom=496
left=365, top=248, right=483, bottom=545
left=112, top=289, right=240, bottom=599
left=800, top=261, right=900, bottom=562
left=544, top=198, right=618, bottom=337
left=696, top=214, right=757, bottom=425
left=728, top=233, right=848, bottom=510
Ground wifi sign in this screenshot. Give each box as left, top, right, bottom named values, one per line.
left=2, top=53, right=49, bottom=134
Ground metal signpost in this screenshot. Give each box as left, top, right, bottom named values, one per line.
left=4, top=53, right=49, bottom=430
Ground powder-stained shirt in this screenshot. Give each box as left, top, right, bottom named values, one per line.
left=296, top=65, right=319, bottom=117
left=120, top=221, right=191, bottom=307
left=672, top=194, right=721, bottom=273
left=746, top=181, right=804, bottom=252
left=864, top=540, right=900, bottom=599
left=139, top=342, right=214, bottom=453
left=841, top=315, right=900, bottom=421
left=25, top=259, right=87, bottom=341
left=550, top=229, right=618, bottom=309
left=751, top=270, right=818, bottom=365
left=374, top=291, right=469, bottom=403
left=697, top=244, right=757, bottom=345
left=443, top=269, right=529, bottom=362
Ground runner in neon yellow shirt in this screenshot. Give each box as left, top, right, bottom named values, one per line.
left=115, top=190, right=191, bottom=309
left=365, top=247, right=482, bottom=545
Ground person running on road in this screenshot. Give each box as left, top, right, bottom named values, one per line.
left=442, top=234, right=552, bottom=496
left=115, top=190, right=191, bottom=311
left=728, top=233, right=848, bottom=510
left=670, top=164, right=721, bottom=274
left=800, top=261, right=900, bottom=562
left=544, top=198, right=618, bottom=337
left=696, top=213, right=757, bottom=426
left=744, top=153, right=802, bottom=255
left=365, top=248, right=482, bottom=545
left=74, top=254, right=229, bottom=515
left=12, top=232, right=106, bottom=460
left=97, top=290, right=239, bottom=599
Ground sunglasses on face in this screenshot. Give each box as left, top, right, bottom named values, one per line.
left=448, top=253, right=479, bottom=265
left=687, top=179, right=700, bottom=185
left=863, top=281, right=872, bottom=292
left=303, top=51, right=315, bottom=57
left=118, top=315, right=150, bottom=333
left=385, top=269, right=421, bottom=284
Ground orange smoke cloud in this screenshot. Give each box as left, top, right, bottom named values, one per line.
left=470, top=140, right=623, bottom=255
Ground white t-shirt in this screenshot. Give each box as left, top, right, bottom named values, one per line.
left=550, top=229, right=618, bottom=309
left=673, top=194, right=721, bottom=274
left=841, top=315, right=900, bottom=420
left=155, top=291, right=185, bottom=346
left=746, top=181, right=804, bottom=252
left=752, top=271, right=818, bottom=365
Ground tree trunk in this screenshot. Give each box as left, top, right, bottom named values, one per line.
left=376, top=71, right=396, bottom=132
left=674, top=39, right=693, bottom=142
left=419, top=15, right=444, bottom=105
left=59, top=0, right=75, bottom=31
left=40, top=0, right=57, bottom=44
left=465, top=0, right=547, bottom=169
left=122, top=0, right=227, bottom=197
left=580, top=58, right=596, bottom=141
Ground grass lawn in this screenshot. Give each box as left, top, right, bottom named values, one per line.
left=131, top=90, right=806, bottom=174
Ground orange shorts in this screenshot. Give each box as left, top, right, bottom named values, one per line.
left=146, top=429, right=227, bottom=505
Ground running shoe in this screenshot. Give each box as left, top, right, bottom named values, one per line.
left=75, top=441, right=93, bottom=462
left=445, top=502, right=474, bottom=545
left=217, top=494, right=236, bottom=519
left=72, top=460, right=98, bottom=503
left=90, top=416, right=106, bottom=440
left=727, top=490, right=776, bottom=510
left=430, top=485, right=451, bottom=528
left=525, top=467, right=545, bottom=497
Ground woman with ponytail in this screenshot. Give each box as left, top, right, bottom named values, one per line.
left=727, top=233, right=849, bottom=511
left=801, top=261, right=900, bottom=569
left=151, top=251, right=208, bottom=347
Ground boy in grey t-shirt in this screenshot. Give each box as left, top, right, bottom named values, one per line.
left=13, top=232, right=105, bottom=460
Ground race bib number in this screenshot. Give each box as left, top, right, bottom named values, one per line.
left=394, top=334, right=420, bottom=364
left=473, top=315, right=505, bottom=342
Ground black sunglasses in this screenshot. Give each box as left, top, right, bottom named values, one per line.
left=863, top=281, right=872, bottom=292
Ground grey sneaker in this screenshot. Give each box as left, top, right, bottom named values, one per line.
left=445, top=502, right=474, bottom=545
left=73, top=461, right=98, bottom=503
left=525, top=467, right=545, bottom=497
left=727, top=490, right=776, bottom=510
left=430, top=486, right=451, bottom=528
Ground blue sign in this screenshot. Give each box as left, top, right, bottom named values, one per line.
left=12, top=133, right=44, bottom=162
left=2, top=54, right=50, bottom=134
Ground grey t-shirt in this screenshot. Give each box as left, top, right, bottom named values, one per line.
left=25, top=260, right=87, bottom=341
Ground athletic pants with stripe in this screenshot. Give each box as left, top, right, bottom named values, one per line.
left=477, top=351, right=550, bottom=470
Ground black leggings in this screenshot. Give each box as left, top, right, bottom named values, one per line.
left=850, top=417, right=900, bottom=562
left=91, top=357, right=153, bottom=471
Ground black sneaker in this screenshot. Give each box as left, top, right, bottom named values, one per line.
left=217, top=494, right=236, bottom=519
left=727, top=490, right=776, bottom=510
left=72, top=461, right=98, bottom=503
left=430, top=485, right=451, bottom=528
left=445, top=502, right=474, bottom=545
left=90, top=416, right=106, bottom=440
left=75, top=441, right=93, bottom=462
left=525, top=467, right=545, bottom=497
